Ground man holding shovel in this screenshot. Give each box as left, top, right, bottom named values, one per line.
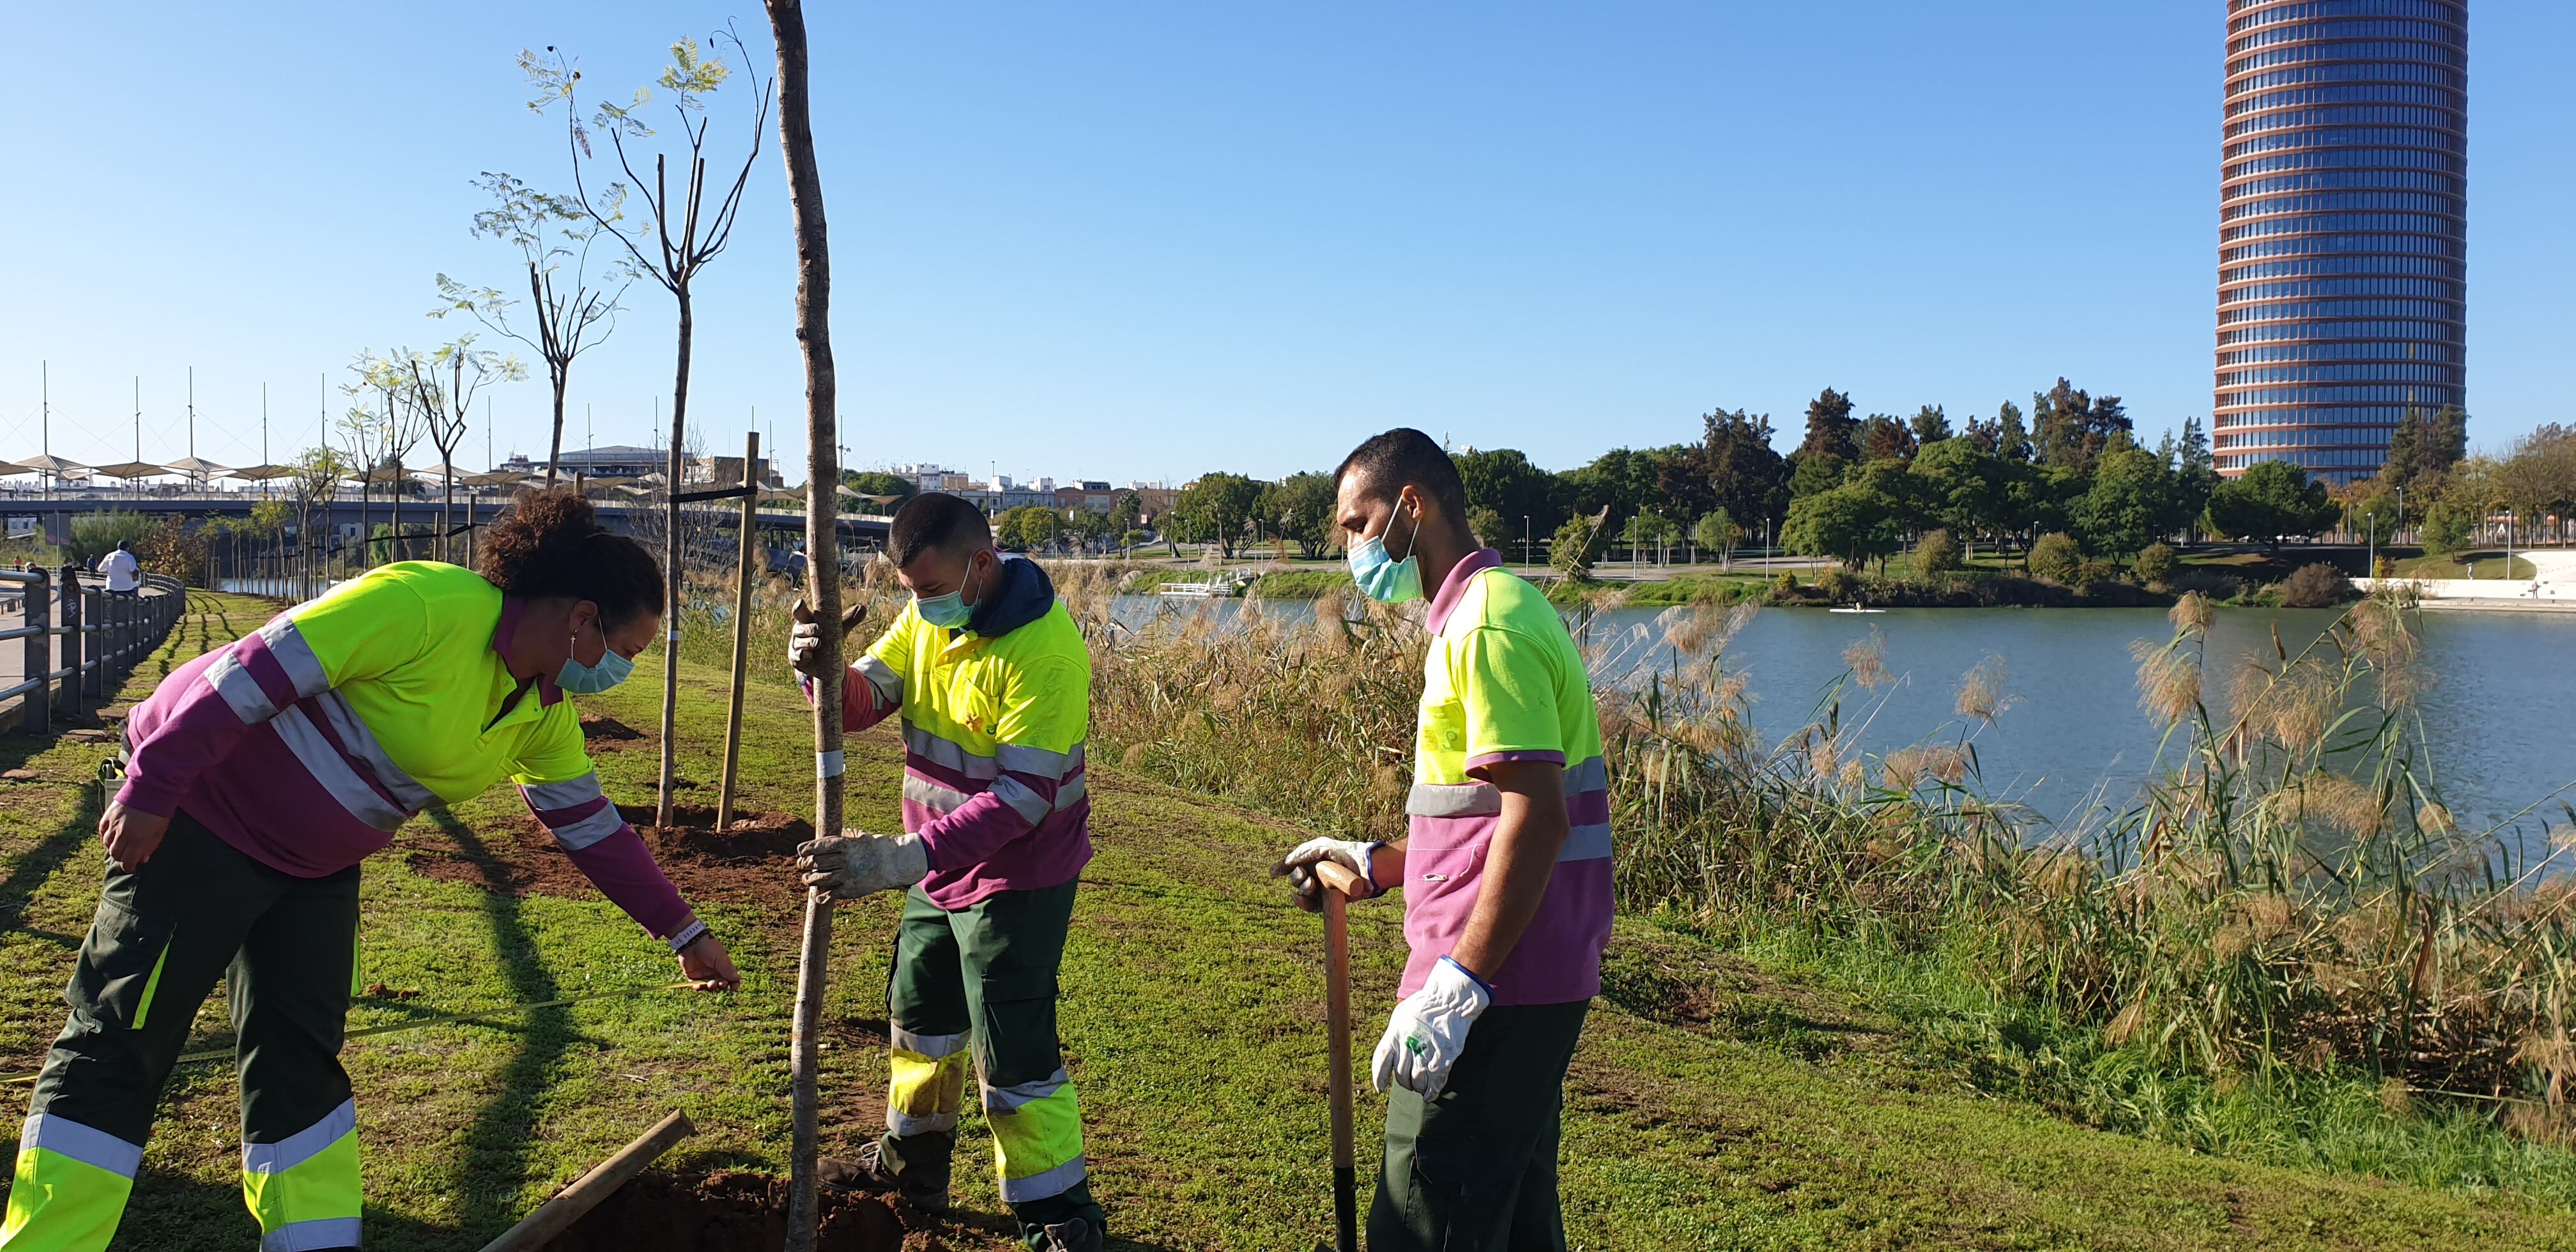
left=1282, top=429, right=1614, bottom=1251
left=787, top=492, right=1108, bottom=1252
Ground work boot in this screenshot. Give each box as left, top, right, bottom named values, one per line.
left=1036, top=1217, right=1104, bottom=1252
left=816, top=1139, right=951, bottom=1213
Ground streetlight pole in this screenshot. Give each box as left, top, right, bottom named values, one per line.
left=1522, top=515, right=1529, bottom=571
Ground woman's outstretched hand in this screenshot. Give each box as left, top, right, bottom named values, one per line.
left=678, top=931, right=742, bottom=991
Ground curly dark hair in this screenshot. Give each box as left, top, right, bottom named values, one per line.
left=478, top=489, right=664, bottom=625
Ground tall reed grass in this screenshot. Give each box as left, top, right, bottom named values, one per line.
left=1047, top=562, right=2576, bottom=1196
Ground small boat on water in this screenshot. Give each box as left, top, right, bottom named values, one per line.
left=1158, top=577, right=1243, bottom=598
left=1827, top=602, right=1885, bottom=614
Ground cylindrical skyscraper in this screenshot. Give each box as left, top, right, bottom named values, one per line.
left=2214, top=0, right=2467, bottom=483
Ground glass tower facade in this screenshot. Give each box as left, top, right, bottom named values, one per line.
left=2214, top=0, right=2467, bottom=484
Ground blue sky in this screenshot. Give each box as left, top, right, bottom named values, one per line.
left=5, top=3, right=2566, bottom=487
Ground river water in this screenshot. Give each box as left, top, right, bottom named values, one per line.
left=1117, top=595, right=2576, bottom=837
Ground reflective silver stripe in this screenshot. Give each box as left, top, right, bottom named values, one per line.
left=1566, top=755, right=1608, bottom=794
left=21, top=1113, right=143, bottom=1179
left=1054, top=774, right=1088, bottom=812
left=855, top=655, right=903, bottom=707
left=887, top=1109, right=958, bottom=1136
left=549, top=804, right=627, bottom=851
left=997, top=1154, right=1088, bottom=1202
left=241, top=1099, right=356, bottom=1175
left=312, top=691, right=437, bottom=811
left=902, top=724, right=998, bottom=779
left=903, top=774, right=976, bottom=814
left=261, top=1218, right=362, bottom=1251
left=257, top=618, right=330, bottom=699
left=987, top=775, right=1052, bottom=825
left=890, top=1027, right=970, bottom=1058
left=1560, top=822, right=1614, bottom=862
left=983, top=1068, right=1071, bottom=1113
left=997, top=743, right=1075, bottom=781
left=206, top=650, right=277, bottom=724
left=272, top=708, right=410, bottom=831
left=521, top=774, right=606, bottom=811
left=1407, top=781, right=1500, bottom=818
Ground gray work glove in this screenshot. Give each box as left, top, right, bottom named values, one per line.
left=796, top=830, right=930, bottom=900
left=788, top=599, right=867, bottom=682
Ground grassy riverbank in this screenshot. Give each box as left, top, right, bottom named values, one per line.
left=4, top=588, right=2575, bottom=1247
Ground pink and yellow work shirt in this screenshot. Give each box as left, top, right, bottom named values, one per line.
left=115, top=562, right=696, bottom=945
left=1401, top=549, right=1614, bottom=1006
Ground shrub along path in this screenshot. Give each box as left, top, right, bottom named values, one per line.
left=0, top=591, right=2569, bottom=1249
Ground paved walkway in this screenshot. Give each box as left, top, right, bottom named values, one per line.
left=2355, top=547, right=2576, bottom=611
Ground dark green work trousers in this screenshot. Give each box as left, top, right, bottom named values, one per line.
left=877, top=880, right=1105, bottom=1248
left=1370, top=1000, right=1592, bottom=1252
left=10, top=811, right=361, bottom=1251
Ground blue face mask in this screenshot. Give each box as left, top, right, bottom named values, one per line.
left=558, top=617, right=636, bottom=694
left=915, top=556, right=988, bottom=630
left=1348, top=504, right=1424, bottom=603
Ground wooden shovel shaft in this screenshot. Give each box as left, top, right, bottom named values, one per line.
left=476, top=1109, right=693, bottom=1252
left=1314, top=859, right=1365, bottom=1252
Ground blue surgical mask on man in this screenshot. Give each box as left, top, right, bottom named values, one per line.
left=558, top=616, right=636, bottom=694
left=916, top=554, right=988, bottom=629
left=1348, top=501, right=1424, bottom=604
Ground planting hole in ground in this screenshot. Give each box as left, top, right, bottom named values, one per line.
left=535, top=1171, right=917, bottom=1252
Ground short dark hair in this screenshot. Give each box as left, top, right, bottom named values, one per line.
left=479, top=489, right=664, bottom=627
left=1333, top=428, right=1468, bottom=519
left=887, top=492, right=995, bottom=566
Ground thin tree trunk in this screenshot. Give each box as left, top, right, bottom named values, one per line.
left=764, top=3, right=840, bottom=1245
left=441, top=470, right=455, bottom=563
left=546, top=378, right=567, bottom=489
left=657, top=292, right=693, bottom=827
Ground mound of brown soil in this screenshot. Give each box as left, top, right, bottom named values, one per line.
left=537, top=1170, right=912, bottom=1251
left=404, top=807, right=815, bottom=907
left=580, top=714, right=645, bottom=747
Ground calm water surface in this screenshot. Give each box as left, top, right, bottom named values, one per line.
left=1119, top=595, right=2576, bottom=834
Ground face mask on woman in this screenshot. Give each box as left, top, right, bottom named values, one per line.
left=1347, top=501, right=1424, bottom=604
left=559, top=614, right=635, bottom=694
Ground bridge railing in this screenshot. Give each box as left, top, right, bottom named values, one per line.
left=0, top=567, right=187, bottom=736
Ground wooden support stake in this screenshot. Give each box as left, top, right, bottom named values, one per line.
left=474, top=1110, right=693, bottom=1252
left=717, top=432, right=760, bottom=830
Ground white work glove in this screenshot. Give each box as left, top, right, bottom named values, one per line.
left=788, top=599, right=866, bottom=682
left=1278, top=837, right=1383, bottom=913
left=1371, top=956, right=1491, bottom=1101
left=796, top=830, right=929, bottom=900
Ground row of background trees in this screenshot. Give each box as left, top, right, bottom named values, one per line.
left=1035, top=381, right=2478, bottom=573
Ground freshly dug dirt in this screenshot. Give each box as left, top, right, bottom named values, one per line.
left=580, top=714, right=645, bottom=747
left=403, top=805, right=815, bottom=907
left=537, top=1170, right=915, bottom=1251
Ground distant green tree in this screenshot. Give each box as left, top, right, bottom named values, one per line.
left=2027, top=532, right=2083, bottom=583
left=1786, top=450, right=1849, bottom=501
left=2070, top=443, right=2171, bottom=558
left=2424, top=405, right=2469, bottom=479
left=1688, top=408, right=1789, bottom=534
left=1782, top=486, right=1901, bottom=570
left=1549, top=512, right=1605, bottom=581
left=2031, top=378, right=2129, bottom=475
left=2175, top=415, right=2218, bottom=540
left=843, top=470, right=918, bottom=505
left=1911, top=437, right=2007, bottom=554
left=1857, top=413, right=1917, bottom=463
left=1692, top=509, right=1740, bottom=567
left=1913, top=528, right=1962, bottom=576
left=1468, top=507, right=1508, bottom=549
left=69, top=512, right=155, bottom=565
left=2134, top=541, right=2177, bottom=586
left=1620, top=510, right=1679, bottom=563
left=1908, top=404, right=1953, bottom=446
left=1255, top=471, right=1337, bottom=558
left=1110, top=491, right=1144, bottom=537
left=1452, top=448, right=1565, bottom=541
left=2381, top=408, right=2426, bottom=487
left=1174, top=472, right=1264, bottom=559
left=1798, top=387, right=1859, bottom=463
left=2419, top=500, right=2474, bottom=558
left=2204, top=461, right=2340, bottom=551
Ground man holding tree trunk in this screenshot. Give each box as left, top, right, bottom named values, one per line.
left=788, top=492, right=1107, bottom=1252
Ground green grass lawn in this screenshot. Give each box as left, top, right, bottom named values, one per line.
left=2395, top=552, right=2536, bottom=581
left=5, top=591, right=2575, bottom=1248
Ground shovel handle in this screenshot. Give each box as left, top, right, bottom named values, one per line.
left=1315, top=860, right=1362, bottom=1252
